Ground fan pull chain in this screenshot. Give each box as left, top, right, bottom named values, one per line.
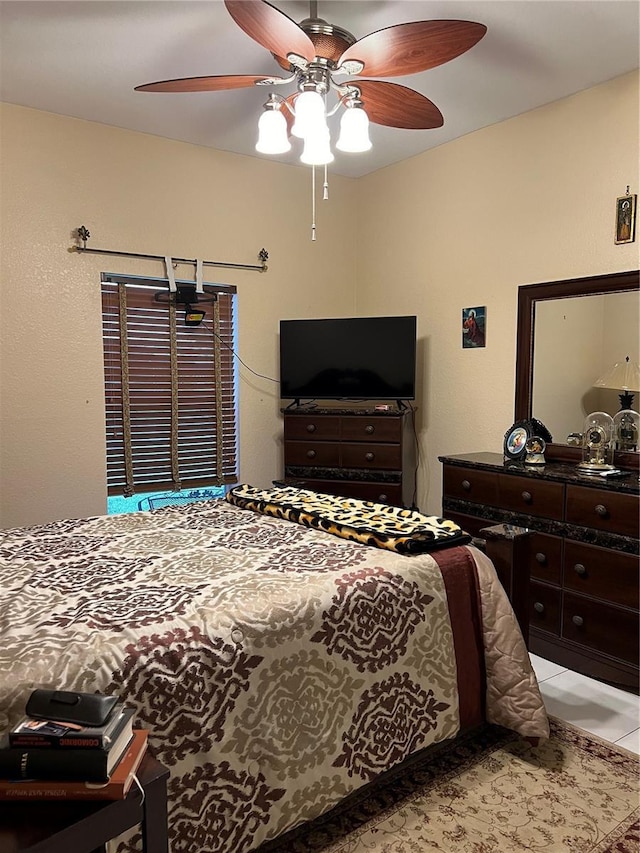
left=311, top=165, right=317, bottom=241
left=323, top=164, right=329, bottom=201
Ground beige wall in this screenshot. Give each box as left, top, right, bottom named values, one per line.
left=0, top=105, right=357, bottom=526
left=1, top=70, right=638, bottom=526
left=356, top=71, right=639, bottom=513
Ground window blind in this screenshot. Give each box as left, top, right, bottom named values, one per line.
left=102, top=277, right=238, bottom=496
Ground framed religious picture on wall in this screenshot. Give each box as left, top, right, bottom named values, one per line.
left=615, top=193, right=636, bottom=244
left=462, top=306, right=486, bottom=348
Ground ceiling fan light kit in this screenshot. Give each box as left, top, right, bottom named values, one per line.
left=290, top=89, right=326, bottom=140
left=256, top=98, right=291, bottom=154
left=300, top=129, right=334, bottom=166
left=136, top=0, right=487, bottom=236
left=336, top=105, right=372, bottom=153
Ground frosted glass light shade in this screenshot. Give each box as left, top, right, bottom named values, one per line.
left=256, top=109, right=291, bottom=154
left=300, top=130, right=334, bottom=165
left=291, top=90, right=326, bottom=139
left=336, top=106, right=372, bottom=152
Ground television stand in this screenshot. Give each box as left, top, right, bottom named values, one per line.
left=285, top=399, right=321, bottom=411
left=281, top=406, right=417, bottom=508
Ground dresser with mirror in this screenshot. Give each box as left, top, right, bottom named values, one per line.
left=441, top=269, right=640, bottom=693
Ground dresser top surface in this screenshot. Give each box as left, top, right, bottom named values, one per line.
left=282, top=406, right=412, bottom=417
left=439, top=452, right=640, bottom=496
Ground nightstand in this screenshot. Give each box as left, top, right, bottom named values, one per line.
left=0, top=753, right=169, bottom=853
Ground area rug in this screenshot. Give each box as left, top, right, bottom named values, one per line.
left=259, top=718, right=639, bottom=853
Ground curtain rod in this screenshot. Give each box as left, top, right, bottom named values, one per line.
left=69, top=226, right=269, bottom=273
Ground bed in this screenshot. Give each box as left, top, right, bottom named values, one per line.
left=0, top=487, right=549, bottom=853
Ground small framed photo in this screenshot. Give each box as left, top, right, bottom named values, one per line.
left=503, top=420, right=533, bottom=461
left=615, top=194, right=636, bottom=244
left=462, top=306, right=486, bottom=348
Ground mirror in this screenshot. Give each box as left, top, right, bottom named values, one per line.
left=515, top=269, right=639, bottom=467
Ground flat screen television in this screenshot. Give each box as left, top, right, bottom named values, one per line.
left=279, top=315, right=417, bottom=402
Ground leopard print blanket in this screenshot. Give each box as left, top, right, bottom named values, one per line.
left=226, top=485, right=470, bottom=554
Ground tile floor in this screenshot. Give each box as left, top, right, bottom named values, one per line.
left=530, top=653, right=640, bottom=754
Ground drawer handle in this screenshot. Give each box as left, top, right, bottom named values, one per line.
left=572, top=615, right=584, bottom=627
left=535, top=552, right=547, bottom=565
left=533, top=602, right=545, bottom=614
left=306, top=450, right=316, bottom=459
left=574, top=563, right=587, bottom=577
left=378, top=493, right=388, bottom=503
left=521, top=491, right=532, bottom=504
left=365, top=425, right=375, bottom=434
left=595, top=504, right=608, bottom=518
left=365, top=452, right=375, bottom=462
left=461, top=479, right=471, bottom=491
left=305, top=424, right=316, bottom=433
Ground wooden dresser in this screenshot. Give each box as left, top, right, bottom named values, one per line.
left=439, top=452, right=640, bottom=692
left=281, top=407, right=416, bottom=507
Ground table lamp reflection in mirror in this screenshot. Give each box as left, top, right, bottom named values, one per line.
left=594, top=356, right=640, bottom=411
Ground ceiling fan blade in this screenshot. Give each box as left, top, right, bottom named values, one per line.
left=224, top=0, right=316, bottom=64
left=339, top=21, right=487, bottom=78
left=353, top=80, right=443, bottom=129
left=135, top=75, right=272, bottom=93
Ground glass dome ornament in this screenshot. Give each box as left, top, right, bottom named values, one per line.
left=577, top=411, right=615, bottom=472
left=613, top=408, right=639, bottom=452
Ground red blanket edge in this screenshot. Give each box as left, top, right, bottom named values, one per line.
left=432, top=546, right=486, bottom=729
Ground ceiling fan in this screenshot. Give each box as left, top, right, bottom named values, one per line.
left=135, top=0, right=487, bottom=160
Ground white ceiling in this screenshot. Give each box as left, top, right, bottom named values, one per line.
left=1, top=1, right=638, bottom=179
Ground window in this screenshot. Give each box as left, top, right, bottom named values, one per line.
left=108, top=487, right=226, bottom=515
left=101, top=274, right=238, bottom=502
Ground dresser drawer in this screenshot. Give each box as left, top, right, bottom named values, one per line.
left=442, top=465, right=499, bottom=504
left=565, top=485, right=640, bottom=537
left=441, top=511, right=489, bottom=539
left=528, top=533, right=563, bottom=584
left=334, top=481, right=402, bottom=504
left=284, top=416, right=341, bottom=441
left=340, top=416, right=402, bottom=443
left=341, top=443, right=401, bottom=470
left=283, top=441, right=340, bottom=467
left=562, top=592, right=640, bottom=664
left=497, top=474, right=565, bottom=520
left=529, top=581, right=561, bottom=636
left=563, top=540, right=639, bottom=609
left=287, top=478, right=402, bottom=505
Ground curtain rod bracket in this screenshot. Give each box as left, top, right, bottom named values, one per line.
left=70, top=225, right=269, bottom=273
left=77, top=225, right=90, bottom=248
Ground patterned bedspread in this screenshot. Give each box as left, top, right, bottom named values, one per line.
left=0, top=498, right=548, bottom=853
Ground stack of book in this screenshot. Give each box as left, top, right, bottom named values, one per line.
left=0, top=700, right=148, bottom=800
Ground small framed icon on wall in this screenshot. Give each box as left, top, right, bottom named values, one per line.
left=615, top=192, right=636, bottom=244
left=462, top=306, right=486, bottom=348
